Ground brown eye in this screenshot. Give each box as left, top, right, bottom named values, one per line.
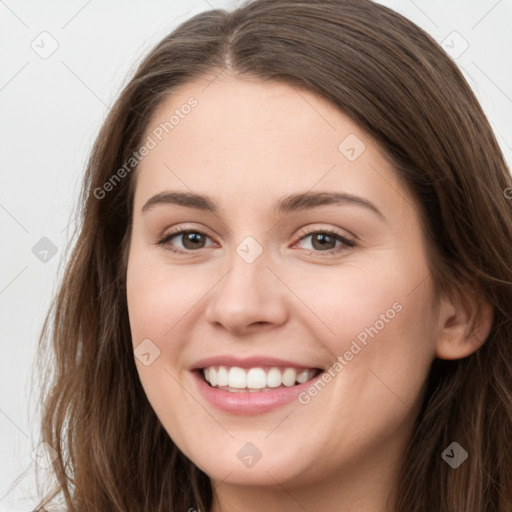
left=310, top=233, right=337, bottom=251
left=157, top=229, right=214, bottom=253
left=180, top=231, right=207, bottom=250
left=296, top=228, right=356, bottom=255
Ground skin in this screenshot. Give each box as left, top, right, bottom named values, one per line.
left=125, top=72, right=493, bottom=512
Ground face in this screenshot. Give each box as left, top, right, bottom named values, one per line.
left=126, top=73, right=441, bottom=494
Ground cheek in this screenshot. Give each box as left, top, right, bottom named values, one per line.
left=291, top=248, right=437, bottom=410
left=126, top=253, right=210, bottom=454
left=288, top=263, right=436, bottom=467
left=126, top=248, right=201, bottom=345
left=285, top=248, right=434, bottom=353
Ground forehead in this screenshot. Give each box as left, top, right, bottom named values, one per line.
left=133, top=74, right=408, bottom=219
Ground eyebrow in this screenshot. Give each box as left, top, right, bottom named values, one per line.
left=141, top=190, right=385, bottom=220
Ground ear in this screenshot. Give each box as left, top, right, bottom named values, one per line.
left=435, top=289, right=494, bottom=360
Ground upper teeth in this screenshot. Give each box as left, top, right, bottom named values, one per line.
left=203, top=366, right=317, bottom=390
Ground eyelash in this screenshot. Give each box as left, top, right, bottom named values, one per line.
left=156, top=226, right=356, bottom=256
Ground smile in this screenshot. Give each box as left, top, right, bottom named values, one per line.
left=202, top=365, right=321, bottom=392
left=191, top=355, right=325, bottom=414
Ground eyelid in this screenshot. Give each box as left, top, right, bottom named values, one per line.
left=156, top=224, right=218, bottom=249
left=295, top=224, right=355, bottom=242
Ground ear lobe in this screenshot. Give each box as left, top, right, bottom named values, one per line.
left=435, top=291, right=494, bottom=360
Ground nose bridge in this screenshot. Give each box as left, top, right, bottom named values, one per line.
left=220, top=234, right=275, bottom=305
left=204, top=234, right=288, bottom=332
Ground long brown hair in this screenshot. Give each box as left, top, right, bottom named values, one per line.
left=32, top=0, right=512, bottom=510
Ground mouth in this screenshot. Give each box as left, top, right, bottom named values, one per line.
left=191, top=358, right=326, bottom=414
left=197, top=365, right=323, bottom=393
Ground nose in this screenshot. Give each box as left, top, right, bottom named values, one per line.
left=203, top=247, right=289, bottom=336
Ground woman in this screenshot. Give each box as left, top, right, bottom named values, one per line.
left=33, top=0, right=512, bottom=510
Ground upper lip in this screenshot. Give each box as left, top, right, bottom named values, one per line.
left=191, top=355, right=321, bottom=371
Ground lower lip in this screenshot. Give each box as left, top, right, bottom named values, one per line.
left=192, top=370, right=324, bottom=415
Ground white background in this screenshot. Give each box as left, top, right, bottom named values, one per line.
left=1, top=0, right=511, bottom=509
